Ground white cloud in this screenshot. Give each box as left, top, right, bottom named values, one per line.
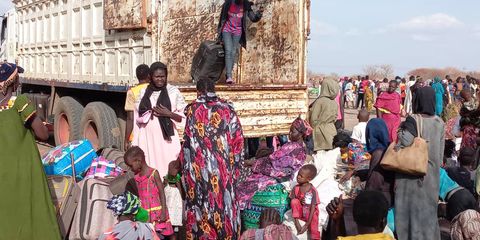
left=311, top=19, right=339, bottom=36
left=371, top=28, right=387, bottom=35
left=345, top=28, right=361, bottom=36
left=411, top=34, right=433, bottom=42
left=474, top=26, right=480, bottom=38
left=397, top=13, right=464, bottom=31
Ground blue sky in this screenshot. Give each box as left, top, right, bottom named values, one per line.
left=309, top=0, right=480, bottom=75
left=3, top=0, right=479, bottom=76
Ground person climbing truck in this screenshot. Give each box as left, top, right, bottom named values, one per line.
left=217, top=0, right=264, bottom=84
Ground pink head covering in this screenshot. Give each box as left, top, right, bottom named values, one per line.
left=292, top=117, right=313, bottom=137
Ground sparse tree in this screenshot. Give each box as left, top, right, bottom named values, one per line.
left=379, top=64, right=394, bottom=79
left=363, top=65, right=381, bottom=80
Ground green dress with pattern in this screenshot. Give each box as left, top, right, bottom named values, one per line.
left=0, top=95, right=61, bottom=239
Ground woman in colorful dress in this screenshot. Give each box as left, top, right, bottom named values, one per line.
left=132, top=62, right=187, bottom=178
left=0, top=62, right=61, bottom=239
left=237, top=118, right=312, bottom=209
left=180, top=79, right=245, bottom=240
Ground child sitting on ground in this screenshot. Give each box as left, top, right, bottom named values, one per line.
left=124, top=146, right=174, bottom=238
left=163, top=160, right=185, bottom=240
left=290, top=164, right=321, bottom=239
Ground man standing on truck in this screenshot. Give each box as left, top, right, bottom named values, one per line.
left=217, top=0, right=264, bottom=84
left=124, top=64, right=151, bottom=150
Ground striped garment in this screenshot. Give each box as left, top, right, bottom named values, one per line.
left=222, top=2, right=244, bottom=36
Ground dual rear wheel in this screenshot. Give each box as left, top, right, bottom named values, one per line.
left=53, top=97, right=124, bottom=150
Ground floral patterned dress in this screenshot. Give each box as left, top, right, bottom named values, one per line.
left=236, top=142, right=306, bottom=209
left=180, top=94, right=244, bottom=240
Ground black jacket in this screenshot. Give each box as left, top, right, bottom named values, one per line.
left=217, top=0, right=262, bottom=49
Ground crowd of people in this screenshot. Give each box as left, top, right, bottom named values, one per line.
left=2, top=53, right=480, bottom=240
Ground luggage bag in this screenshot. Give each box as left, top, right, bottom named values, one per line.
left=42, top=139, right=97, bottom=180
left=69, top=179, right=116, bottom=240
left=191, top=40, right=225, bottom=83
left=47, top=175, right=80, bottom=238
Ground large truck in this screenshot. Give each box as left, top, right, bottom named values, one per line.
left=1, top=0, right=311, bottom=150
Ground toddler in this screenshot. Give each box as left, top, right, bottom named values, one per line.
left=124, top=146, right=174, bottom=237
left=290, top=164, right=321, bottom=239
left=163, top=160, right=185, bottom=240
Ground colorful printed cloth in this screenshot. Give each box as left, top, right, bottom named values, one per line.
left=85, top=156, right=123, bottom=179
left=106, top=191, right=140, bottom=217
left=241, top=184, right=291, bottom=229
left=180, top=94, right=244, bottom=240
left=445, top=116, right=460, bottom=140
left=461, top=125, right=478, bottom=149
left=236, top=142, right=306, bottom=209
left=347, top=142, right=371, bottom=170
left=99, top=220, right=160, bottom=240
left=135, top=168, right=173, bottom=236
left=242, top=204, right=291, bottom=230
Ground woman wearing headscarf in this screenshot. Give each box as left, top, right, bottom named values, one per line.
left=365, top=119, right=395, bottom=207
left=99, top=191, right=159, bottom=240
left=180, top=79, right=244, bottom=239
left=132, top=62, right=187, bottom=178
left=0, top=63, right=61, bottom=239
left=432, top=76, right=445, bottom=116
left=395, top=86, right=445, bottom=240
left=237, top=117, right=313, bottom=209
left=309, top=78, right=339, bottom=152
left=364, top=118, right=396, bottom=231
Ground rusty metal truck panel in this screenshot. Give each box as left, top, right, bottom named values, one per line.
left=104, top=0, right=147, bottom=30
left=159, top=0, right=308, bottom=84
left=179, top=86, right=308, bottom=138
left=9, top=0, right=310, bottom=138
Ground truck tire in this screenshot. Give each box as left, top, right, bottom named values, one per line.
left=80, top=102, right=122, bottom=150
left=117, top=117, right=126, bottom=151
left=54, top=96, right=84, bottom=145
